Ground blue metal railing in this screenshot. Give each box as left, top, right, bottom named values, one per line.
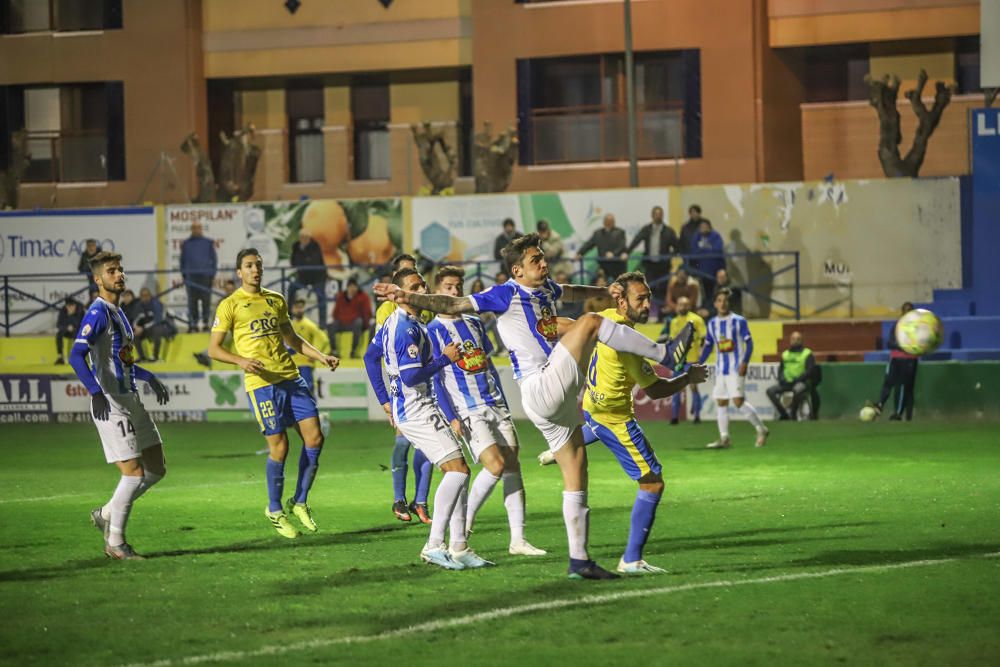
left=0, top=251, right=800, bottom=336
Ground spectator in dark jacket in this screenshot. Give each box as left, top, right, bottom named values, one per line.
left=576, top=213, right=628, bottom=280
left=132, top=287, right=177, bottom=362
left=55, top=298, right=83, bottom=364
left=627, top=205, right=679, bottom=303
left=179, top=221, right=218, bottom=332
left=288, top=230, right=328, bottom=328
left=704, top=268, right=743, bottom=316
left=78, top=239, right=101, bottom=292
left=329, top=278, right=372, bottom=358
left=679, top=205, right=707, bottom=255
left=689, top=220, right=725, bottom=305
left=493, top=218, right=522, bottom=266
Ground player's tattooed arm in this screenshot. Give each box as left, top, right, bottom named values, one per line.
left=560, top=282, right=623, bottom=303
left=644, top=363, right=708, bottom=399
left=280, top=321, right=339, bottom=370
left=373, top=283, right=474, bottom=315
left=207, top=330, right=264, bottom=374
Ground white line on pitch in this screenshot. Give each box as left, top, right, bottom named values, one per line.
left=0, top=479, right=258, bottom=504
left=122, top=551, right=1000, bottom=667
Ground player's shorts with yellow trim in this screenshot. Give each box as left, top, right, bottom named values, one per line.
left=246, top=376, right=318, bottom=436
left=583, top=410, right=662, bottom=480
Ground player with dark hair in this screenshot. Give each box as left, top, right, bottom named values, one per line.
left=208, top=248, right=340, bottom=538
left=427, top=266, right=546, bottom=556
left=583, top=271, right=706, bottom=573
left=364, top=268, right=492, bottom=570
left=699, top=288, right=768, bottom=448
left=375, top=233, right=694, bottom=580
left=374, top=253, right=434, bottom=523
left=69, top=251, right=171, bottom=560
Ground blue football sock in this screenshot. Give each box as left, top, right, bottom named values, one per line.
left=293, top=445, right=322, bottom=504
left=692, top=389, right=702, bottom=417
left=265, top=457, right=285, bottom=513
left=391, top=435, right=409, bottom=502
left=413, top=447, right=433, bottom=505
left=671, top=391, right=682, bottom=419
left=624, top=489, right=661, bottom=563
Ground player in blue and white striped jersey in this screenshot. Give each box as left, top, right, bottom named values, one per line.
left=427, top=266, right=546, bottom=557
left=697, top=287, right=769, bottom=449
left=68, top=251, right=171, bottom=561
left=364, top=268, right=493, bottom=571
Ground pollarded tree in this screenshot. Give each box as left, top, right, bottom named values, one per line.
left=864, top=68, right=955, bottom=177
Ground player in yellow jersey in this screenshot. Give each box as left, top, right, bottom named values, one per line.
left=208, top=248, right=340, bottom=539
left=668, top=295, right=706, bottom=425
left=376, top=254, right=435, bottom=523
left=582, top=271, right=706, bottom=574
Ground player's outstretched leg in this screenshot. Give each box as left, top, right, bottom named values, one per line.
left=287, top=417, right=324, bottom=532
left=391, top=434, right=411, bottom=522
left=562, top=313, right=694, bottom=373
left=409, top=447, right=433, bottom=524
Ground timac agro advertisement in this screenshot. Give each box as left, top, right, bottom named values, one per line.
left=0, top=208, right=157, bottom=334
left=165, top=199, right=403, bottom=309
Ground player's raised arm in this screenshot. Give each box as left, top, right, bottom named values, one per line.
left=373, top=282, right=475, bottom=315
left=558, top=281, right=622, bottom=303
left=280, top=320, right=339, bottom=371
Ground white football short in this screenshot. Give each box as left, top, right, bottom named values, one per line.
left=519, top=343, right=584, bottom=453
left=462, top=404, right=519, bottom=463
left=397, top=405, right=464, bottom=466
left=93, top=392, right=162, bottom=463
left=712, top=372, right=746, bottom=400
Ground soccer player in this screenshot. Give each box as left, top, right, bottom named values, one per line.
left=869, top=301, right=918, bottom=421
left=669, top=295, right=707, bottom=425
left=364, top=268, right=492, bottom=570
left=583, top=272, right=707, bottom=573
left=698, top=288, right=769, bottom=448
left=375, top=253, right=433, bottom=523
left=427, top=266, right=546, bottom=556
left=374, top=234, right=694, bottom=580
left=207, top=248, right=340, bottom=538
left=68, top=251, right=171, bottom=560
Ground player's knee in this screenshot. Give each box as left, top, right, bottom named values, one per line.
left=639, top=478, right=664, bottom=495
left=305, top=433, right=324, bottom=449
left=483, top=456, right=504, bottom=477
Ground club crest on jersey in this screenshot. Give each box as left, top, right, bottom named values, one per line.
left=536, top=306, right=558, bottom=341
left=456, top=339, right=487, bottom=373
left=718, top=338, right=734, bottom=353
left=265, top=297, right=280, bottom=310
left=118, top=343, right=136, bottom=365
left=407, top=343, right=419, bottom=359
left=81, top=323, right=92, bottom=336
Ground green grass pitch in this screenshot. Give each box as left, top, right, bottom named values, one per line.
left=1, top=419, right=998, bottom=665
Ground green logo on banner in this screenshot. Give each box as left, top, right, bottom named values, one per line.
left=209, top=374, right=242, bottom=406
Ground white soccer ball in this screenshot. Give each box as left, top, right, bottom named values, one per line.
left=859, top=406, right=877, bottom=422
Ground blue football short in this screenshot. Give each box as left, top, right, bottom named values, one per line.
left=583, top=411, right=662, bottom=480
left=246, top=376, right=318, bottom=435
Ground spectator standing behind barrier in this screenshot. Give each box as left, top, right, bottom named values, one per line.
left=194, top=279, right=238, bottom=369
left=329, top=277, right=372, bottom=358
left=869, top=302, right=919, bottom=421
left=766, top=331, right=820, bottom=420
left=705, top=268, right=743, bottom=316
left=679, top=205, right=706, bottom=255
left=665, top=266, right=701, bottom=318
left=132, top=287, right=177, bottom=362
left=628, top=205, right=679, bottom=308
left=288, top=230, right=328, bottom=328
left=120, top=289, right=139, bottom=321
left=493, top=218, right=522, bottom=265
left=537, top=219, right=571, bottom=275
left=689, top=220, right=725, bottom=306
left=576, top=213, right=628, bottom=280
left=78, top=239, right=101, bottom=293
left=179, top=221, right=217, bottom=332
left=54, top=298, right=83, bottom=364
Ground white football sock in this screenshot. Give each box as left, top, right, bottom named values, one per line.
left=102, top=471, right=163, bottom=521
left=739, top=402, right=765, bottom=431
left=717, top=406, right=730, bottom=440
left=502, top=472, right=526, bottom=545
left=428, top=471, right=468, bottom=549
left=107, top=475, right=144, bottom=547
left=466, top=469, right=500, bottom=535
left=449, top=483, right=470, bottom=552
left=597, top=317, right=667, bottom=362
left=562, top=490, right=590, bottom=561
